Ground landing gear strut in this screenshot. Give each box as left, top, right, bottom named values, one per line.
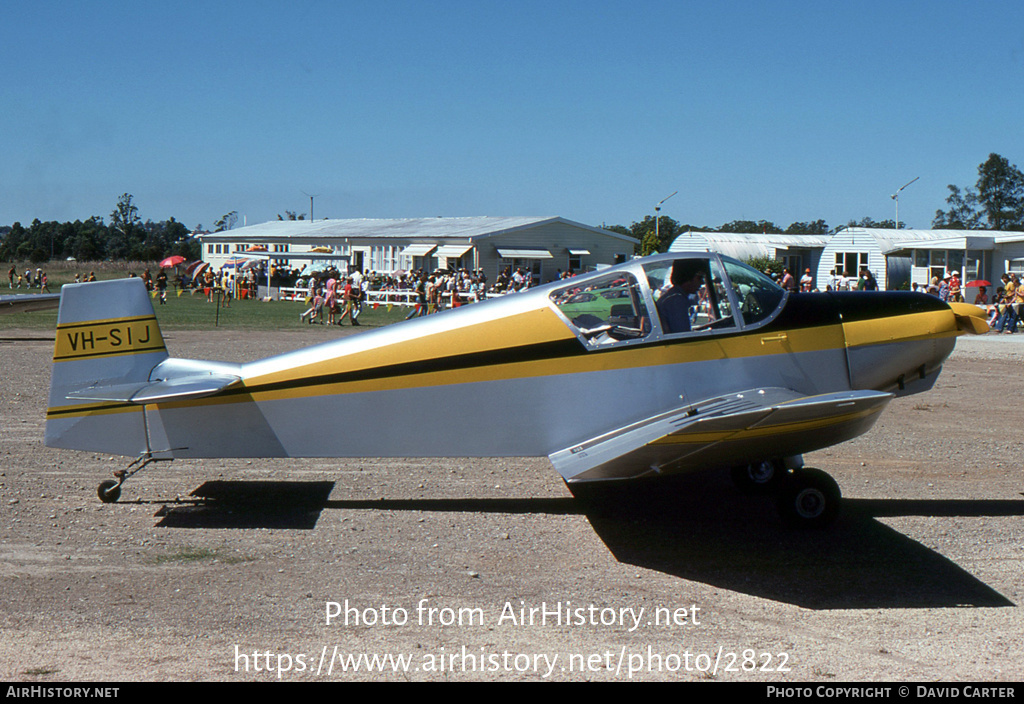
left=730, top=459, right=786, bottom=494
left=95, top=452, right=171, bottom=503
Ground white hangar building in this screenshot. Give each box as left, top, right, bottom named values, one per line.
left=669, top=231, right=829, bottom=278
left=199, top=216, right=637, bottom=283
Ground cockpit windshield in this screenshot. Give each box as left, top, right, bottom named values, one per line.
left=549, top=254, right=786, bottom=347
left=719, top=257, right=786, bottom=326
left=549, top=270, right=651, bottom=345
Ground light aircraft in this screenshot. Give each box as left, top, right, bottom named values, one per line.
left=44, top=252, right=988, bottom=526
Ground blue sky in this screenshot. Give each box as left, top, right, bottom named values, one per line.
left=3, top=0, right=1023, bottom=233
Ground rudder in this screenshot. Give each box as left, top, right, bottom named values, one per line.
left=45, top=278, right=169, bottom=454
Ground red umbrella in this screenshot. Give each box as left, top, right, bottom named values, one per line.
left=965, top=280, right=991, bottom=287
left=160, top=255, right=186, bottom=268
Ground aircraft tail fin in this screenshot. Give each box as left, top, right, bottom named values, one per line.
left=45, top=278, right=169, bottom=454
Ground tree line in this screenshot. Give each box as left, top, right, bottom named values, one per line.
left=3, top=154, right=1023, bottom=263
left=0, top=194, right=198, bottom=264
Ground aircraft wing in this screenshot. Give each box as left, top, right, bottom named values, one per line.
left=0, top=293, right=61, bottom=314
left=549, top=387, right=894, bottom=482
left=65, top=373, right=242, bottom=404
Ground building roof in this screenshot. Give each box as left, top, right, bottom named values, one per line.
left=833, top=227, right=1024, bottom=254
left=668, top=231, right=830, bottom=260
left=199, top=216, right=636, bottom=244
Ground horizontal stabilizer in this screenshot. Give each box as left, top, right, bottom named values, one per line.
left=550, top=388, right=893, bottom=482
left=0, top=293, right=61, bottom=314
left=66, top=373, right=241, bottom=404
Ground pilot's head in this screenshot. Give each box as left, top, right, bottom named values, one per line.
left=670, top=260, right=706, bottom=293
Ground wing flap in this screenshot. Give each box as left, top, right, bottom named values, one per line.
left=66, top=373, right=241, bottom=404
left=550, top=388, right=893, bottom=482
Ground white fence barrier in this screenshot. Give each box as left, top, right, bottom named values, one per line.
left=274, top=287, right=490, bottom=307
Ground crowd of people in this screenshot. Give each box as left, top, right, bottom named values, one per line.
left=979, top=272, right=1024, bottom=334
left=7, top=266, right=52, bottom=292
left=292, top=264, right=572, bottom=324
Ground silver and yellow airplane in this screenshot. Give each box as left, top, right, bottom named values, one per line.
left=44, top=252, right=988, bottom=526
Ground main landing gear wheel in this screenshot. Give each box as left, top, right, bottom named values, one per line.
left=776, top=467, right=841, bottom=528
left=97, top=479, right=122, bottom=504
left=731, top=459, right=786, bottom=494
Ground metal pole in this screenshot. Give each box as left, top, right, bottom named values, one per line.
left=891, top=177, right=919, bottom=229
left=655, top=191, right=678, bottom=251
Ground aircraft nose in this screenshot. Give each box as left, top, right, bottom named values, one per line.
left=837, top=291, right=958, bottom=394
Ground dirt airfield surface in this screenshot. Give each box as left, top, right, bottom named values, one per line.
left=1, top=326, right=1022, bottom=682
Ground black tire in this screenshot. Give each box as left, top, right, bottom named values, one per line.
left=776, top=467, right=841, bottom=528
left=731, top=459, right=785, bottom=494
left=97, top=479, right=121, bottom=504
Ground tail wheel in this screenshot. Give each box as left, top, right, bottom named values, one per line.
left=97, top=479, right=122, bottom=504
left=731, top=459, right=785, bottom=494
left=776, top=467, right=841, bottom=528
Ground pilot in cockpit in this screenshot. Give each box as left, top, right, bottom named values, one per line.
left=656, top=259, right=707, bottom=334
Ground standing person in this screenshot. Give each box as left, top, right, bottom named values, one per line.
left=1005, top=275, right=1024, bottom=334
left=336, top=277, right=352, bottom=325
left=780, top=268, right=797, bottom=293
left=406, top=274, right=427, bottom=319
left=156, top=268, right=168, bottom=304
left=427, top=275, right=441, bottom=313
left=345, top=276, right=361, bottom=326
left=800, top=268, right=813, bottom=292
left=7, top=265, right=14, bottom=288
left=220, top=272, right=231, bottom=308
left=203, top=269, right=215, bottom=302
left=863, top=270, right=878, bottom=291
left=948, top=271, right=962, bottom=302
left=324, top=278, right=338, bottom=325
left=351, top=275, right=366, bottom=325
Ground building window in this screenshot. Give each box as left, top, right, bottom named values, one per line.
left=834, top=252, right=868, bottom=276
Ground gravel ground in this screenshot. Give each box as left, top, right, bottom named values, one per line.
left=1, top=327, right=1022, bottom=682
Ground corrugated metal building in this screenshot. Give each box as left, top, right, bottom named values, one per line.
left=668, top=231, right=828, bottom=280
left=199, top=216, right=637, bottom=283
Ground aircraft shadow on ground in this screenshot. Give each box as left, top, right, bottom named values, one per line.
left=575, top=470, right=1020, bottom=610
left=155, top=481, right=337, bottom=530
left=154, top=476, right=1020, bottom=610
left=154, top=481, right=579, bottom=530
